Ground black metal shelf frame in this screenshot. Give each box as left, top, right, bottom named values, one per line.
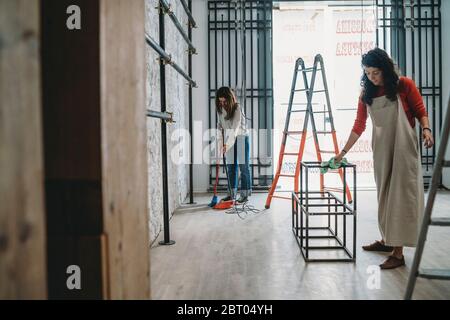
left=292, top=162, right=357, bottom=262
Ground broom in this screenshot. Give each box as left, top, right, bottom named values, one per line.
left=214, top=132, right=235, bottom=210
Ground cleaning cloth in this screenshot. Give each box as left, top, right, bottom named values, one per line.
left=320, top=157, right=348, bottom=174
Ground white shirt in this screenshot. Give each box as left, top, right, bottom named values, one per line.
left=217, top=104, right=249, bottom=149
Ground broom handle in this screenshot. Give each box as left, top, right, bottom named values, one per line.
left=214, top=161, right=219, bottom=195
left=222, top=129, right=233, bottom=197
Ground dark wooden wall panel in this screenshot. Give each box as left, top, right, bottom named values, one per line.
left=41, top=0, right=105, bottom=299
left=42, top=0, right=150, bottom=299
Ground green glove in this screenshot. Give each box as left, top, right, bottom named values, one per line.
left=320, top=157, right=348, bottom=174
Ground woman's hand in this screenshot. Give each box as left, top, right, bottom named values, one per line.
left=335, top=152, right=345, bottom=163
left=422, top=130, right=434, bottom=148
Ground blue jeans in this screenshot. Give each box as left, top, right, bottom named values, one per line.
left=226, top=135, right=252, bottom=198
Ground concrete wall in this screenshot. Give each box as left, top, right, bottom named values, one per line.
left=146, top=0, right=190, bottom=242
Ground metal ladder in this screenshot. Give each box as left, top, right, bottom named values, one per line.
left=265, top=54, right=352, bottom=209
left=405, top=96, right=450, bottom=300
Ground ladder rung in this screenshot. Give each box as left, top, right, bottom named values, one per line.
left=289, top=109, right=307, bottom=113
left=311, top=110, right=329, bottom=114
left=443, top=160, right=450, bottom=167
left=285, top=131, right=303, bottom=135
left=316, top=131, right=333, bottom=134
left=282, top=153, right=299, bottom=156
left=430, top=218, right=450, bottom=226
left=272, top=195, right=292, bottom=200
left=417, top=268, right=450, bottom=280
left=319, top=150, right=336, bottom=154
left=279, top=174, right=296, bottom=178
left=312, top=90, right=326, bottom=93
left=299, top=68, right=322, bottom=72
left=293, top=89, right=309, bottom=92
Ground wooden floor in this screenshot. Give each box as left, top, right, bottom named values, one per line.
left=150, top=190, right=450, bottom=300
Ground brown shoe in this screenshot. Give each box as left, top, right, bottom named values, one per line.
left=380, top=255, right=405, bottom=269
left=362, top=240, right=394, bottom=252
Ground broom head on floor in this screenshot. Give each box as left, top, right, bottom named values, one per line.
left=208, top=195, right=219, bottom=207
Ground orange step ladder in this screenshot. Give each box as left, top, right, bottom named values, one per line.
left=265, top=54, right=352, bottom=209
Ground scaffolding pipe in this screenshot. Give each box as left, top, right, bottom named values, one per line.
left=145, top=33, right=197, bottom=87
left=188, top=0, right=195, bottom=204
left=158, top=6, right=175, bottom=246
left=179, top=0, right=197, bottom=28
left=160, top=0, right=197, bottom=54
left=146, top=109, right=174, bottom=122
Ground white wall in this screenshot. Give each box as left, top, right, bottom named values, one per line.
left=192, top=0, right=211, bottom=193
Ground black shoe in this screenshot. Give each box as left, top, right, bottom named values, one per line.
left=221, top=196, right=232, bottom=202
left=362, top=240, right=394, bottom=253
left=237, top=196, right=248, bottom=204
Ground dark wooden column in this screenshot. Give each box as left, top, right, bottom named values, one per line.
left=41, top=0, right=150, bottom=299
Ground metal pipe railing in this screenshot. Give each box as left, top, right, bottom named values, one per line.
left=158, top=7, right=175, bottom=246
left=160, top=0, right=197, bottom=54
left=145, top=33, right=197, bottom=87
left=179, top=0, right=197, bottom=28
left=187, top=0, right=194, bottom=204
left=146, top=109, right=174, bottom=122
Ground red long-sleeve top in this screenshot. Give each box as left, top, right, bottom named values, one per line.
left=352, top=77, right=428, bottom=136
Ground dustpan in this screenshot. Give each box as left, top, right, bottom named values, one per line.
left=213, top=199, right=235, bottom=210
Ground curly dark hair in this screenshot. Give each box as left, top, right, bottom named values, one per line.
left=215, top=86, right=238, bottom=120
left=361, top=48, right=399, bottom=106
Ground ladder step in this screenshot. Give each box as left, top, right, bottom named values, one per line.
left=299, top=68, right=322, bottom=72
left=284, top=131, right=303, bottom=135
left=417, top=268, right=450, bottom=280
left=289, top=109, right=307, bottom=113
left=293, top=89, right=309, bottom=92
left=272, top=195, right=292, bottom=200
left=312, top=90, right=326, bottom=93
left=319, top=150, right=336, bottom=154
left=316, top=131, right=333, bottom=134
left=282, top=153, right=299, bottom=156
left=279, top=174, right=296, bottom=178
left=430, top=218, right=450, bottom=226
left=443, top=160, right=450, bottom=167
left=311, top=110, right=329, bottom=114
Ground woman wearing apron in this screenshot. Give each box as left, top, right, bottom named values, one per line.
left=335, top=48, right=434, bottom=269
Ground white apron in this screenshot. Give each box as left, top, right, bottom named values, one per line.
left=367, top=95, right=424, bottom=247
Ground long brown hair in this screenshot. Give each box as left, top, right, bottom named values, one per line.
left=215, top=86, right=238, bottom=120
left=361, top=48, right=399, bottom=105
